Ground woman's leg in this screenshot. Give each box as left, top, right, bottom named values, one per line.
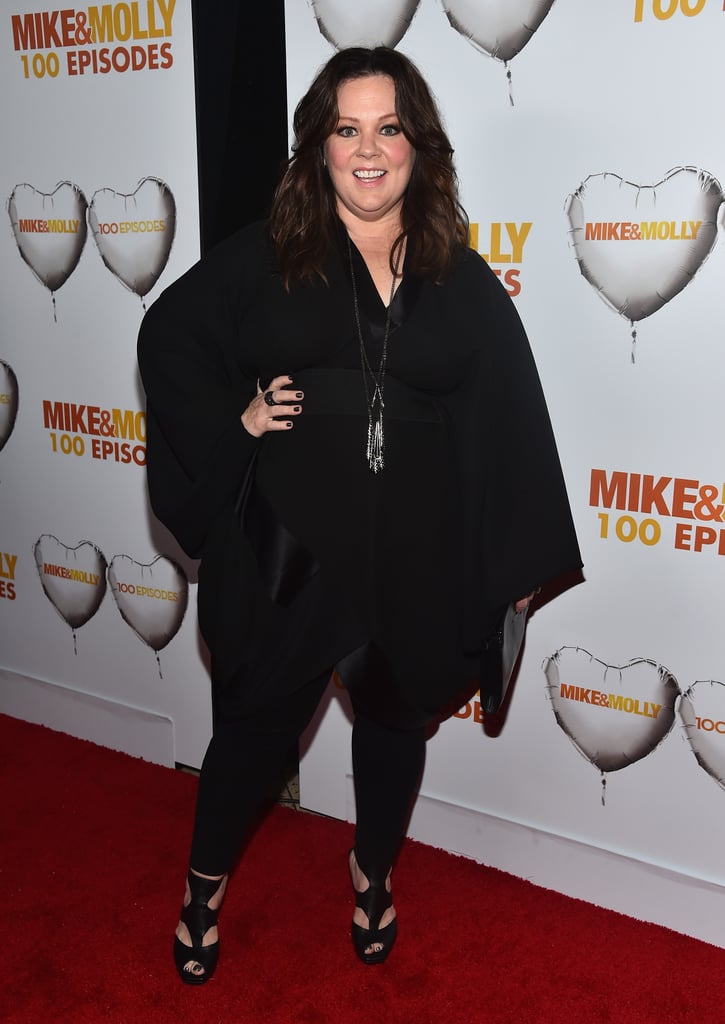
left=349, top=709, right=426, bottom=961
left=175, top=669, right=331, bottom=982
left=351, top=710, right=426, bottom=873
left=190, top=669, right=332, bottom=874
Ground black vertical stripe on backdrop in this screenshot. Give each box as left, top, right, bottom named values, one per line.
left=191, top=0, right=289, bottom=253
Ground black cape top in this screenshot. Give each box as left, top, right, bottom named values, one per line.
left=137, top=221, right=581, bottom=726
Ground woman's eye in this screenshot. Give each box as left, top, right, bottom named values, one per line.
left=380, top=124, right=400, bottom=136
left=337, top=126, right=357, bottom=138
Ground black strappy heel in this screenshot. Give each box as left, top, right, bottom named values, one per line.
left=349, top=850, right=397, bottom=965
left=173, top=871, right=226, bottom=985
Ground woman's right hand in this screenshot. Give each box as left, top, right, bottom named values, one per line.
left=241, top=375, right=304, bottom=438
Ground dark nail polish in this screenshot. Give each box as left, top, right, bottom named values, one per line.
left=293, top=406, right=301, bottom=413
left=286, top=421, right=293, bottom=428
left=295, top=392, right=303, bottom=399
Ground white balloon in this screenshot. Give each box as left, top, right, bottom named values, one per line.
left=7, top=181, right=88, bottom=293
left=565, top=167, right=723, bottom=324
left=0, top=360, right=19, bottom=454
left=33, top=535, right=107, bottom=631
left=442, top=0, right=555, bottom=62
left=679, top=680, right=725, bottom=791
left=311, top=0, right=420, bottom=48
left=545, top=647, right=680, bottom=773
left=88, top=177, right=176, bottom=298
left=108, top=553, right=188, bottom=653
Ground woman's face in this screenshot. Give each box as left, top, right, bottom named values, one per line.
left=323, top=74, right=415, bottom=228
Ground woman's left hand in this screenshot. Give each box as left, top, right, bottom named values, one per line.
left=515, top=593, right=536, bottom=613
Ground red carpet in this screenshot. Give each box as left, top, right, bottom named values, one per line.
left=2, top=712, right=724, bottom=1023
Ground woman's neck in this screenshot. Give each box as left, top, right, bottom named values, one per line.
left=340, top=207, right=401, bottom=250
left=340, top=213, right=405, bottom=305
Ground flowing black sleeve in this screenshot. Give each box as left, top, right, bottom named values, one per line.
left=137, top=224, right=268, bottom=558
left=442, top=249, right=582, bottom=650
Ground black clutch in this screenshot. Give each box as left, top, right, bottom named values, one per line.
left=479, top=603, right=528, bottom=714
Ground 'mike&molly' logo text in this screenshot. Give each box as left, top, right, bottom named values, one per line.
left=10, top=2, right=176, bottom=78
left=584, top=220, right=702, bottom=241
left=590, top=468, right=725, bottom=556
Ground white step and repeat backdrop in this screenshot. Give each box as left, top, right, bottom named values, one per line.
left=0, top=0, right=209, bottom=767
left=287, top=0, right=725, bottom=945
left=3, top=0, right=725, bottom=946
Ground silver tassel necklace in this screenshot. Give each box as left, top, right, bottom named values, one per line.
left=347, top=235, right=402, bottom=473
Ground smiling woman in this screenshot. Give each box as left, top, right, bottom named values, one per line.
left=325, top=77, right=415, bottom=235
left=137, top=44, right=581, bottom=985
left=271, top=46, right=470, bottom=289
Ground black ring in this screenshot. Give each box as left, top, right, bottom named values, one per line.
left=263, top=390, right=277, bottom=407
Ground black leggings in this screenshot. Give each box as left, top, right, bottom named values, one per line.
left=190, top=671, right=426, bottom=878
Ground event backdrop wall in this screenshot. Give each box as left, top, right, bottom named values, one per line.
left=0, top=0, right=210, bottom=768
left=287, top=0, right=725, bottom=947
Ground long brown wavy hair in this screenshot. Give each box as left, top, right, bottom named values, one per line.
left=269, top=47, right=469, bottom=285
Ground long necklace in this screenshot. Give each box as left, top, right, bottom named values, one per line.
left=347, top=235, right=402, bottom=473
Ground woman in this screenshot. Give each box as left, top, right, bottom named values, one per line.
left=137, top=46, right=581, bottom=983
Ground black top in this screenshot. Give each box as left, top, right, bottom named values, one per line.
left=137, top=221, right=582, bottom=726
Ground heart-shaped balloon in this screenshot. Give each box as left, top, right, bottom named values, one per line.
left=108, top=553, right=188, bottom=652
left=88, top=177, right=176, bottom=298
left=679, top=679, right=725, bottom=791
left=545, top=647, right=680, bottom=773
left=7, top=181, right=88, bottom=293
left=0, top=361, right=19, bottom=454
left=565, top=166, right=723, bottom=324
left=442, top=0, right=555, bottom=62
left=33, top=535, right=107, bottom=633
left=311, top=0, right=420, bottom=48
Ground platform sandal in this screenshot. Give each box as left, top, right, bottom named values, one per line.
left=173, top=871, right=226, bottom=985
left=349, top=850, right=397, bottom=965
